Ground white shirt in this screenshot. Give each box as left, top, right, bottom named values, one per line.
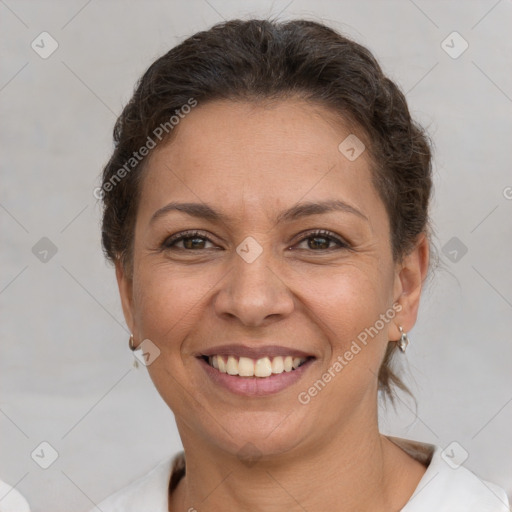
left=89, top=437, right=510, bottom=512
left=0, top=480, right=31, bottom=512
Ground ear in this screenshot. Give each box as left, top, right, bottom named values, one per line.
left=390, top=233, right=429, bottom=340
left=115, top=260, right=136, bottom=335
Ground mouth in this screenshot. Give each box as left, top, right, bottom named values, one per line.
left=200, top=354, right=313, bottom=377
left=196, top=345, right=316, bottom=396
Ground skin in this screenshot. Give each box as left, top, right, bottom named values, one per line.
left=116, top=98, right=429, bottom=512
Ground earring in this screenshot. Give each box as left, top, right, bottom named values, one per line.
left=129, top=334, right=139, bottom=368
left=397, top=326, right=409, bottom=353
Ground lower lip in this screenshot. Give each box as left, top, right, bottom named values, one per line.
left=198, top=357, right=315, bottom=397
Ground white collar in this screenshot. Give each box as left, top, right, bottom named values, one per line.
left=91, top=437, right=509, bottom=512
left=388, top=436, right=509, bottom=511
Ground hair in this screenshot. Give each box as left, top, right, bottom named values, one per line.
left=100, top=18, right=433, bottom=402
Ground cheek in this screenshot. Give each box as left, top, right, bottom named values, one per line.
left=304, top=258, right=394, bottom=336
left=132, top=254, right=394, bottom=355
left=304, top=262, right=395, bottom=389
left=130, top=264, right=221, bottom=414
left=131, top=262, right=224, bottom=348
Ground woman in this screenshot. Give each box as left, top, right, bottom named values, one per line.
left=91, top=19, right=509, bottom=512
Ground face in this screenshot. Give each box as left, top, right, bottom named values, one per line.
left=117, top=99, right=427, bottom=460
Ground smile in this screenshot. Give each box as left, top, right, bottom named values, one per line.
left=203, top=355, right=310, bottom=377
left=197, top=346, right=316, bottom=396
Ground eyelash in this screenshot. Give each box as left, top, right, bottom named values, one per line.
left=161, top=229, right=349, bottom=252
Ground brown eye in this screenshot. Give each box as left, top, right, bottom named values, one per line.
left=162, top=231, right=215, bottom=250
left=294, top=230, right=348, bottom=251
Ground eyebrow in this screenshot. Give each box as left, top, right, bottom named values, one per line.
left=150, top=199, right=368, bottom=225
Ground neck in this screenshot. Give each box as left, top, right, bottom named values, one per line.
left=170, top=415, right=420, bottom=512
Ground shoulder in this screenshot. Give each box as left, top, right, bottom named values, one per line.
left=88, top=452, right=183, bottom=512
left=388, top=437, right=510, bottom=512
left=0, top=479, right=31, bottom=512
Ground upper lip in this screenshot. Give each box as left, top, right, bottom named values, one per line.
left=198, top=344, right=315, bottom=360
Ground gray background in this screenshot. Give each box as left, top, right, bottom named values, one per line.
left=1, top=1, right=511, bottom=511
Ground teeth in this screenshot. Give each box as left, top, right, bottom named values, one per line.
left=226, top=356, right=238, bottom=375
left=208, top=355, right=307, bottom=377
left=217, top=356, right=226, bottom=373
left=271, top=356, right=284, bottom=374
left=255, top=357, right=272, bottom=377
left=238, top=356, right=255, bottom=377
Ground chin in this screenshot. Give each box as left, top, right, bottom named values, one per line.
left=203, top=409, right=311, bottom=463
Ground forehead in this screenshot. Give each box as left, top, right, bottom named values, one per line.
left=138, top=99, right=382, bottom=225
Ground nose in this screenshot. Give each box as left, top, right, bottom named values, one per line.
left=214, top=245, right=295, bottom=327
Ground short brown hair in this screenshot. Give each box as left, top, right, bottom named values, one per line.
left=100, top=19, right=433, bottom=402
